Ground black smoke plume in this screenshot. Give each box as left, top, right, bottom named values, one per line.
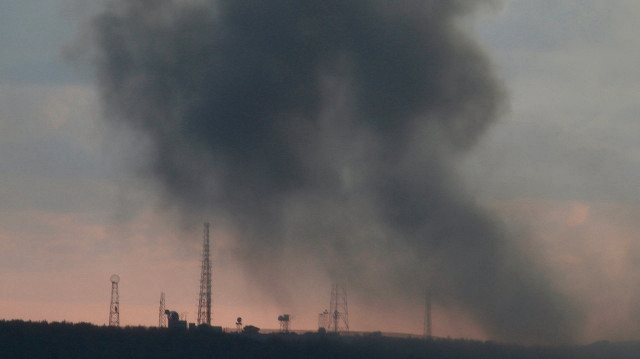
left=92, top=0, right=581, bottom=343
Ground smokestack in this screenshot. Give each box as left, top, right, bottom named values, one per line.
left=91, top=0, right=582, bottom=343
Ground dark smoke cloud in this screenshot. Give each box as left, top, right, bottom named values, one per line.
left=92, top=0, right=582, bottom=343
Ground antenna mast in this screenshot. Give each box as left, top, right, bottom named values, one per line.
left=197, top=222, right=212, bottom=326
left=109, top=274, right=120, bottom=327
left=159, top=292, right=167, bottom=328
left=327, top=283, right=349, bottom=333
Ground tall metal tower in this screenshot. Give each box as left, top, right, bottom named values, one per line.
left=278, top=314, right=291, bottom=333
left=159, top=292, right=167, bottom=328
left=109, top=274, right=120, bottom=327
left=327, top=283, right=349, bottom=333
left=197, top=222, right=212, bottom=326
left=423, top=287, right=432, bottom=339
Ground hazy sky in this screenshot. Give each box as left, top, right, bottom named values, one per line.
left=2, top=0, right=640, bottom=343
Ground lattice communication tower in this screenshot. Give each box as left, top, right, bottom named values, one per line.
left=109, top=274, right=120, bottom=327
left=159, top=292, right=167, bottom=328
left=197, top=222, right=212, bottom=326
left=327, top=283, right=349, bottom=333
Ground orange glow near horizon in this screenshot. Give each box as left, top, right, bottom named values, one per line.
left=3, top=198, right=640, bottom=342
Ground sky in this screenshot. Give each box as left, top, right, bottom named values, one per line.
left=2, top=0, right=640, bottom=344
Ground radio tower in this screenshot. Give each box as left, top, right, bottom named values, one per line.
left=327, top=283, right=349, bottom=333
left=197, top=222, right=212, bottom=326
left=423, top=287, right=432, bottom=339
left=159, top=292, right=167, bottom=328
left=109, top=274, right=120, bottom=327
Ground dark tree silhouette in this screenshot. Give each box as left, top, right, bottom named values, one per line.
left=2, top=320, right=640, bottom=359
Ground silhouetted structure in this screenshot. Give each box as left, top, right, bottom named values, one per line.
left=197, top=222, right=212, bottom=326
left=278, top=314, right=290, bottom=333
left=109, top=274, right=120, bottom=327
left=318, top=309, right=329, bottom=331
left=242, top=325, right=260, bottom=335
left=236, top=317, right=243, bottom=333
left=165, top=310, right=186, bottom=329
left=327, top=283, right=349, bottom=333
left=159, top=292, right=167, bottom=328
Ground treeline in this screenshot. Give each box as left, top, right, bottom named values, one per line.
left=2, top=320, right=640, bottom=359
